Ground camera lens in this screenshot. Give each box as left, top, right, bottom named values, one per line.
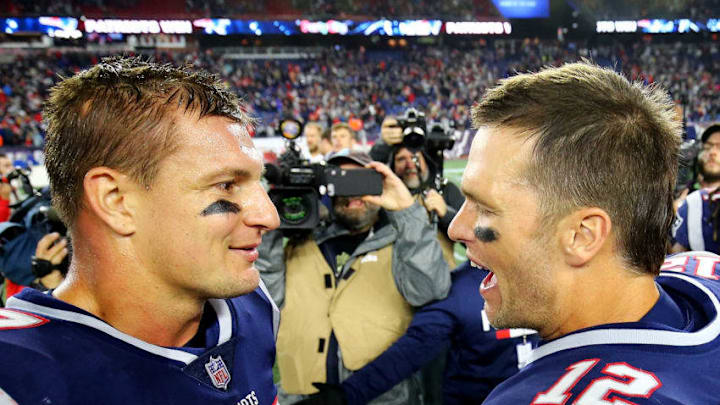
left=278, top=195, right=310, bottom=225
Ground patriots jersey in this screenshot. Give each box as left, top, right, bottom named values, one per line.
left=483, top=253, right=720, bottom=405
left=672, top=188, right=720, bottom=253
left=0, top=282, right=280, bottom=405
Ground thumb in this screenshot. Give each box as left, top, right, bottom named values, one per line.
left=361, top=195, right=382, bottom=206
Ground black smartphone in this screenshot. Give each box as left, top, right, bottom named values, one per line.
left=323, top=167, right=383, bottom=197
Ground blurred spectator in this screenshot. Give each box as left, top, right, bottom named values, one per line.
left=0, top=40, right=718, bottom=147
left=0, top=154, right=13, bottom=222
left=320, top=127, right=334, bottom=156
left=671, top=125, right=720, bottom=254
left=574, top=0, right=720, bottom=20
left=675, top=124, right=720, bottom=205
left=6, top=0, right=498, bottom=18
left=257, top=151, right=451, bottom=405
left=304, top=121, right=326, bottom=163
left=330, top=122, right=358, bottom=153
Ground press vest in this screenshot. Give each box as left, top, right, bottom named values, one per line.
left=276, top=239, right=413, bottom=394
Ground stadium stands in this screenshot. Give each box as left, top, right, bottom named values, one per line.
left=2, top=0, right=497, bottom=19
left=0, top=39, right=718, bottom=147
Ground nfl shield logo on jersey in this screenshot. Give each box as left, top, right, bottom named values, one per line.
left=204, top=355, right=231, bottom=390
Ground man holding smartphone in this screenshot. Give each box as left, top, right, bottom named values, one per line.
left=257, top=151, right=451, bottom=405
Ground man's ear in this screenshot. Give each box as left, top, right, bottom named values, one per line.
left=559, top=207, right=612, bottom=267
left=82, top=167, right=140, bottom=236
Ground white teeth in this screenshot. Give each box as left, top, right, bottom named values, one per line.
left=470, top=261, right=489, bottom=271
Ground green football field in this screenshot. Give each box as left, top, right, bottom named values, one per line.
left=443, top=159, right=467, bottom=188
left=443, top=159, right=468, bottom=263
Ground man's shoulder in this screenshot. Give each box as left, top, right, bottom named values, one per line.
left=486, top=267, right=720, bottom=405
left=0, top=306, right=65, bottom=353
left=0, top=307, right=73, bottom=401
left=485, top=342, right=720, bottom=404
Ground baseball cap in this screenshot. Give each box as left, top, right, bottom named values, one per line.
left=327, top=150, right=373, bottom=167
left=701, top=124, right=720, bottom=143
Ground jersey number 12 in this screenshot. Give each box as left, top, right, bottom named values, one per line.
left=532, top=358, right=661, bottom=404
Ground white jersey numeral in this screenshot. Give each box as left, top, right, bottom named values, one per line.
left=661, top=252, right=720, bottom=280
left=532, top=359, right=661, bottom=404
left=532, top=359, right=598, bottom=404
left=574, top=363, right=661, bottom=404
left=0, top=308, right=48, bottom=330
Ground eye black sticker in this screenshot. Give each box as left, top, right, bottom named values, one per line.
left=474, top=226, right=499, bottom=243
left=201, top=199, right=240, bottom=216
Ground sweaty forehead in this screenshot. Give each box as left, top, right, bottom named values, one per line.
left=174, top=116, right=262, bottom=166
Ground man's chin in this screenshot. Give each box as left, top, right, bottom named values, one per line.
left=404, top=179, right=421, bottom=189
left=217, top=267, right=260, bottom=298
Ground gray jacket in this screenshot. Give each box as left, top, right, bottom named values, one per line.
left=256, top=202, right=451, bottom=405
left=257, top=201, right=451, bottom=308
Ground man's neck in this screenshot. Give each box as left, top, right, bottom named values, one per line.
left=53, top=250, right=206, bottom=348
left=544, top=262, right=660, bottom=340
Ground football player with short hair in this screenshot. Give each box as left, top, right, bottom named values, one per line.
left=0, top=57, right=281, bottom=404
left=449, top=62, right=720, bottom=404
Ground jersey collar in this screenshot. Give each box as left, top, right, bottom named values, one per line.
left=6, top=289, right=234, bottom=365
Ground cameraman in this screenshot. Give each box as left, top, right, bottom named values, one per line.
left=371, top=115, right=464, bottom=268
left=257, top=151, right=451, bottom=405
left=2, top=231, right=68, bottom=302
left=671, top=124, right=720, bottom=253
left=389, top=146, right=463, bottom=268
left=675, top=124, right=720, bottom=205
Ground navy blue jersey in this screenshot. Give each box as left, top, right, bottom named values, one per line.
left=0, top=283, right=280, bottom=405
left=484, top=253, right=720, bottom=405
left=672, top=188, right=720, bottom=253
left=342, top=262, right=539, bottom=405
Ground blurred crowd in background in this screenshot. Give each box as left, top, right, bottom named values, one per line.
left=1, top=38, right=718, bottom=147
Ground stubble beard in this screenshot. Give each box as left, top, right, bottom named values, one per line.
left=489, top=242, right=556, bottom=333
left=701, top=161, right=720, bottom=184
left=334, top=199, right=381, bottom=232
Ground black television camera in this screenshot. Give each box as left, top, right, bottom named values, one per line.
left=396, top=108, right=456, bottom=178
left=264, top=118, right=383, bottom=231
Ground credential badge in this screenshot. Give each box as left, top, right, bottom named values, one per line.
left=205, top=355, right=231, bottom=390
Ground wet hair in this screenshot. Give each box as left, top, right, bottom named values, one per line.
left=43, top=56, right=254, bottom=228
left=472, top=61, right=682, bottom=275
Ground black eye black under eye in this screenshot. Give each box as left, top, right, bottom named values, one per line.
left=201, top=199, right=240, bottom=216
left=474, top=226, right=499, bottom=243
